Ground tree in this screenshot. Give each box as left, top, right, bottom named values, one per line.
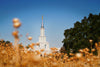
left=62, top=13, right=100, bottom=55
left=6, top=41, right=10, bottom=44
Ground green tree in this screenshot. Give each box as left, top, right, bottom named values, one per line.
left=62, top=13, right=100, bottom=55
left=6, top=41, right=10, bottom=44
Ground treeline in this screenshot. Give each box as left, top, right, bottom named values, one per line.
left=62, top=13, right=100, bottom=55
left=0, top=40, right=12, bottom=47
left=0, top=40, right=24, bottom=49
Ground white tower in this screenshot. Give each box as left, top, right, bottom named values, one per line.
left=38, top=16, right=49, bottom=49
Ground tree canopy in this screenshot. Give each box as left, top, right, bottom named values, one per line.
left=62, top=13, right=100, bottom=55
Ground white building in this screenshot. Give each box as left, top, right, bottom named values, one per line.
left=28, top=16, right=60, bottom=54
left=37, top=16, right=49, bottom=50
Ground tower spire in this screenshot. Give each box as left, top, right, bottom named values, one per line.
left=38, top=16, right=49, bottom=50
left=41, top=16, right=44, bottom=28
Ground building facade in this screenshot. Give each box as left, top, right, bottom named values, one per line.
left=38, top=16, right=49, bottom=49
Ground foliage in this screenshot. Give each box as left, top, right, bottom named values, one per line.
left=0, top=40, right=12, bottom=47
left=62, top=13, right=100, bottom=55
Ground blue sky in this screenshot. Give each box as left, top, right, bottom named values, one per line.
left=0, top=0, right=100, bottom=48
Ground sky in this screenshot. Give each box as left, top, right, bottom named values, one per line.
left=0, top=0, right=100, bottom=48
